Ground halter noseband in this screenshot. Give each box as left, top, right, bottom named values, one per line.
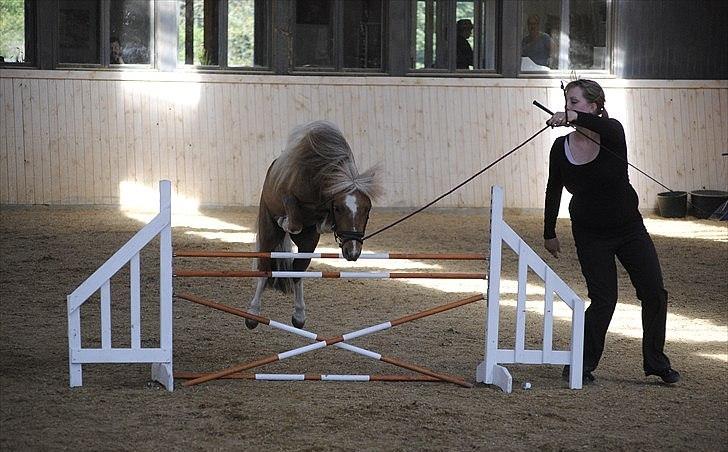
left=334, top=229, right=365, bottom=247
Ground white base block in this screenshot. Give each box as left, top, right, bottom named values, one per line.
left=491, top=364, right=513, bottom=393
left=152, top=362, right=174, bottom=391
left=475, top=360, right=489, bottom=383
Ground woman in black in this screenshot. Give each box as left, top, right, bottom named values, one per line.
left=544, top=79, right=679, bottom=384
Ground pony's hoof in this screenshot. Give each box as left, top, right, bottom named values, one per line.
left=292, top=316, right=305, bottom=329
left=245, top=319, right=259, bottom=329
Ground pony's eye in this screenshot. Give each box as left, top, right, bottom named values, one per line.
left=333, top=205, right=342, bottom=214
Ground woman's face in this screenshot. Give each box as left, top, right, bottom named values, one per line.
left=565, top=86, right=598, bottom=114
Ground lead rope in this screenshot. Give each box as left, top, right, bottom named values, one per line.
left=362, top=124, right=551, bottom=241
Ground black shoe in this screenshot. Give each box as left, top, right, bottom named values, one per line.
left=646, top=368, right=680, bottom=384
left=562, top=365, right=595, bottom=384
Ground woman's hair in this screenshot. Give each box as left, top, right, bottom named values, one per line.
left=564, top=79, right=608, bottom=118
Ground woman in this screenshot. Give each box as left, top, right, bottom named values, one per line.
left=544, top=79, right=679, bottom=384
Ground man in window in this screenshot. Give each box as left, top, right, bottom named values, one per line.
left=456, top=19, right=474, bottom=69
left=521, top=14, right=554, bottom=68
left=110, top=36, right=124, bottom=64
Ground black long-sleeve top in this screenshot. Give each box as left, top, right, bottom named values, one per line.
left=543, top=112, right=642, bottom=239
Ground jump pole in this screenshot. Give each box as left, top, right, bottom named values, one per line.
left=174, top=270, right=487, bottom=279
left=175, top=291, right=482, bottom=388
left=174, top=250, right=487, bottom=260
left=174, top=371, right=441, bottom=382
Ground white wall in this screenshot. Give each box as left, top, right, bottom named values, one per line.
left=1, top=70, right=726, bottom=210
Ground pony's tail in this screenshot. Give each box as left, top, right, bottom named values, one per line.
left=267, top=235, right=295, bottom=293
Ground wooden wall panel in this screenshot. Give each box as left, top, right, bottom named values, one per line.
left=0, top=71, right=726, bottom=211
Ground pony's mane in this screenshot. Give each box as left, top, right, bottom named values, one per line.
left=271, top=121, right=382, bottom=200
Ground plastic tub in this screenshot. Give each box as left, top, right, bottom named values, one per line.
left=689, top=190, right=728, bottom=219
left=656, top=191, right=687, bottom=218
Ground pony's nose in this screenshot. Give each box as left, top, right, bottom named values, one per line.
left=342, top=242, right=362, bottom=261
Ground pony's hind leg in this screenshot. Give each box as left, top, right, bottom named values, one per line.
left=247, top=200, right=285, bottom=329
left=246, top=277, right=267, bottom=329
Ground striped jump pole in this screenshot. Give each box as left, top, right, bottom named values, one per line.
left=174, top=371, right=441, bottom=382
left=175, top=292, right=483, bottom=388
left=174, top=250, right=487, bottom=261
left=174, top=270, right=487, bottom=279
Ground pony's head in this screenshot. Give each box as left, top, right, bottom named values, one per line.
left=274, top=120, right=382, bottom=260
left=327, top=165, right=381, bottom=261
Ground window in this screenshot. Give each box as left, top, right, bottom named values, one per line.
left=228, top=0, right=268, bottom=67
left=520, top=0, right=609, bottom=72
left=178, top=0, right=218, bottom=66
left=412, top=0, right=497, bottom=71
left=178, top=0, right=269, bottom=68
left=58, top=0, right=100, bottom=64
left=293, top=0, right=384, bottom=71
left=57, top=0, right=153, bottom=67
left=110, top=0, right=153, bottom=65
left=0, top=0, right=34, bottom=64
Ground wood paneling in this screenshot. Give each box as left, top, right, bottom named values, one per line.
left=1, top=71, right=726, bottom=210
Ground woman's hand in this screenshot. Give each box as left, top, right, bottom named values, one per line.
left=544, top=237, right=561, bottom=258
left=547, top=111, right=576, bottom=127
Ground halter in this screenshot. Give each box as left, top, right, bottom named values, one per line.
left=329, top=202, right=365, bottom=247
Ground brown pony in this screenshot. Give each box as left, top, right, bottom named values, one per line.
left=246, top=121, right=382, bottom=329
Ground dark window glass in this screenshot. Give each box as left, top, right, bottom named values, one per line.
left=110, top=0, right=152, bottom=65
left=178, top=0, right=219, bottom=66
left=294, top=0, right=333, bottom=67
left=342, top=0, right=382, bottom=69
left=413, top=0, right=441, bottom=69
left=58, top=0, right=100, bottom=64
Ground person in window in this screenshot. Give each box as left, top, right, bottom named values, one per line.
left=110, top=36, right=125, bottom=64
left=543, top=79, right=680, bottom=385
left=456, top=19, right=474, bottom=69
left=521, top=15, right=553, bottom=67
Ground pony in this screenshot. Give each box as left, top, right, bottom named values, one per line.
left=246, top=121, right=382, bottom=329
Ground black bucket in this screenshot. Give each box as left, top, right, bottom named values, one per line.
left=656, top=191, right=687, bottom=218
left=690, top=190, right=728, bottom=219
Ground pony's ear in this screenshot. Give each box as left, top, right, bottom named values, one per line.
left=358, top=163, right=384, bottom=200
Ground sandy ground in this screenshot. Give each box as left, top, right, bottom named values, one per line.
left=1, top=204, right=726, bottom=451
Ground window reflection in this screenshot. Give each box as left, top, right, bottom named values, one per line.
left=520, top=0, right=608, bottom=72
left=110, top=0, right=152, bottom=65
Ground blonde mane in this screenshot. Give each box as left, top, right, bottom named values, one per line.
left=270, top=121, right=382, bottom=200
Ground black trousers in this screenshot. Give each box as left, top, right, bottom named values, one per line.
left=572, top=222, right=672, bottom=374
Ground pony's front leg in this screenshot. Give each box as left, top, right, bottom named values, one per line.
left=277, top=195, right=303, bottom=235
left=246, top=277, right=267, bottom=329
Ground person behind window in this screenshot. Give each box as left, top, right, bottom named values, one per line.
left=543, top=79, right=680, bottom=386
left=110, top=36, right=125, bottom=64
left=456, top=19, right=473, bottom=69
left=521, top=14, right=553, bottom=67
